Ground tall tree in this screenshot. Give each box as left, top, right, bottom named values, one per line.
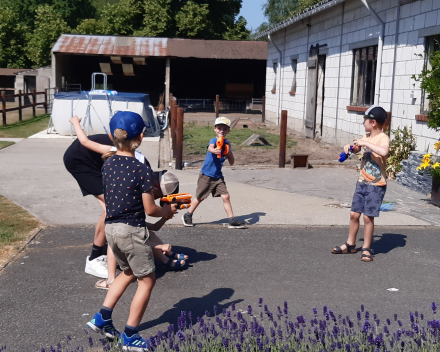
left=175, top=1, right=210, bottom=38
left=0, top=4, right=29, bottom=67
left=135, top=0, right=173, bottom=37
left=1, top=0, right=95, bottom=29
left=26, top=4, right=71, bottom=67
left=98, top=0, right=144, bottom=35
left=254, top=0, right=322, bottom=38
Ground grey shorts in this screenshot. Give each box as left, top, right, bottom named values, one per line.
left=105, top=223, right=155, bottom=277
left=351, top=182, right=387, bottom=217
left=195, top=173, right=228, bottom=199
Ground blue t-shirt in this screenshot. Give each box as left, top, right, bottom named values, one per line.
left=201, top=137, right=230, bottom=178
left=102, top=155, right=153, bottom=227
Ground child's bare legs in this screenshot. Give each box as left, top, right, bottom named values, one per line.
left=362, top=215, right=375, bottom=261
left=333, top=211, right=360, bottom=251
left=94, top=195, right=106, bottom=247
left=127, top=272, right=156, bottom=327
left=221, top=193, right=234, bottom=218
left=187, top=197, right=203, bottom=215
left=103, top=269, right=137, bottom=309
left=347, top=211, right=361, bottom=246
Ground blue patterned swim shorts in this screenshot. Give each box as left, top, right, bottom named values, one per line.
left=351, top=182, right=387, bottom=217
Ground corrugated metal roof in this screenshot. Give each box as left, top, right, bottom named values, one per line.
left=52, top=35, right=267, bottom=60
left=255, top=0, right=343, bottom=38
left=0, top=68, right=30, bottom=76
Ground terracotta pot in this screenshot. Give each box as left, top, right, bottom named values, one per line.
left=432, top=178, right=440, bottom=207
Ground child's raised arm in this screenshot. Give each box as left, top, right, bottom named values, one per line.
left=207, top=143, right=222, bottom=155
left=69, top=115, right=112, bottom=155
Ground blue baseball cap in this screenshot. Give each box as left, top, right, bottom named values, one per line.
left=110, top=111, right=145, bottom=139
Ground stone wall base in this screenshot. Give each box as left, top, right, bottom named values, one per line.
left=396, top=151, right=432, bottom=195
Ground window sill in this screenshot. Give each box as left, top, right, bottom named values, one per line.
left=415, top=114, right=428, bottom=122
left=271, top=90, right=276, bottom=94
left=289, top=91, right=296, bottom=95
left=346, top=105, right=368, bottom=112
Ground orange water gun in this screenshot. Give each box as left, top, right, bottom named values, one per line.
left=160, top=193, right=192, bottom=209
left=216, top=137, right=230, bottom=158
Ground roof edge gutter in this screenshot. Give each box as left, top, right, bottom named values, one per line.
left=360, top=0, right=384, bottom=106
left=268, top=33, right=283, bottom=125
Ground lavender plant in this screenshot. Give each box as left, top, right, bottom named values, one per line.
left=37, top=300, right=440, bottom=352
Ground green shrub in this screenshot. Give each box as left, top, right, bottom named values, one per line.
left=386, top=126, right=417, bottom=179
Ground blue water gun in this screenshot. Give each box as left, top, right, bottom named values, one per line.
left=339, top=146, right=354, bottom=162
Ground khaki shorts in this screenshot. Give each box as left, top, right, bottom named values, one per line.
left=195, top=173, right=228, bottom=199
left=105, top=223, right=155, bottom=277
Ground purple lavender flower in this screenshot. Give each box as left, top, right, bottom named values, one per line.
left=421, top=314, right=424, bottom=320
left=88, top=337, right=93, bottom=347
left=362, top=320, right=370, bottom=333
left=410, top=312, right=415, bottom=323
left=398, top=320, right=402, bottom=327
left=259, top=298, right=263, bottom=307
left=357, top=311, right=361, bottom=321
left=383, top=326, right=389, bottom=334
left=361, top=305, right=364, bottom=312
left=232, top=303, right=236, bottom=311
left=386, top=318, right=391, bottom=325
left=222, top=337, right=229, bottom=348
left=284, top=301, right=288, bottom=315
left=174, top=344, right=180, bottom=352
left=365, top=311, right=369, bottom=319
left=236, top=343, right=242, bottom=352
left=198, top=342, right=202, bottom=350
left=313, top=308, right=317, bottom=315
left=345, top=344, right=351, bottom=352
left=247, top=305, right=252, bottom=315
left=323, top=306, right=328, bottom=315
left=394, top=314, right=397, bottom=321
left=432, top=302, right=437, bottom=314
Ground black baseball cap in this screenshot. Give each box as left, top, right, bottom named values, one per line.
left=365, top=105, right=387, bottom=123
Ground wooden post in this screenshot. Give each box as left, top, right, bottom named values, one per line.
left=262, top=96, right=266, bottom=122
left=1, top=91, right=6, bottom=125
left=165, top=58, right=170, bottom=107
left=175, top=107, right=184, bottom=170
left=169, top=93, right=173, bottom=109
left=279, top=110, right=287, bottom=168
left=171, top=102, right=178, bottom=157
left=44, top=89, right=48, bottom=114
left=18, top=90, right=22, bottom=121
left=31, top=89, right=36, bottom=117
left=215, top=95, right=219, bottom=118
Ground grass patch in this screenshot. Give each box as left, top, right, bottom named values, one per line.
left=0, top=141, right=14, bottom=150
left=183, top=122, right=296, bottom=156
left=0, top=195, right=40, bottom=247
left=0, top=114, right=50, bottom=138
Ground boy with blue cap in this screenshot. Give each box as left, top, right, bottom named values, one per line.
left=86, top=111, right=177, bottom=351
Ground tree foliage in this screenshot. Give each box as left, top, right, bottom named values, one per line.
left=413, top=47, right=440, bottom=131
left=26, top=4, right=71, bottom=67
left=0, top=4, right=30, bottom=68
left=254, top=0, right=323, bottom=38
left=176, top=1, right=210, bottom=38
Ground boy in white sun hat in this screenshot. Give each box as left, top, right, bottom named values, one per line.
left=182, top=116, right=246, bottom=229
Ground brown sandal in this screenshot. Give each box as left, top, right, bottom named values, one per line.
left=361, top=248, right=374, bottom=262
left=332, top=242, right=356, bottom=254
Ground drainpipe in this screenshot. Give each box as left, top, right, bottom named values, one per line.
left=268, top=34, right=283, bottom=125
left=360, top=0, right=384, bottom=105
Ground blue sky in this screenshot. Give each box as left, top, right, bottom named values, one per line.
left=238, top=0, right=267, bottom=31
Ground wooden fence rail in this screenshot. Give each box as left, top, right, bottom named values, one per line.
left=1, top=89, right=48, bottom=126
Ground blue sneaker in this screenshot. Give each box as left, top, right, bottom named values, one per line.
left=119, top=332, right=148, bottom=351
left=86, top=312, right=120, bottom=339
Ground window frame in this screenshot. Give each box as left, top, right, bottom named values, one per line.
left=350, top=45, right=378, bottom=107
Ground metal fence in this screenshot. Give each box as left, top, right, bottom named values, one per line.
left=175, top=97, right=264, bottom=114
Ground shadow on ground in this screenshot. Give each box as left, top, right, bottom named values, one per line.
left=357, top=232, right=407, bottom=254
left=138, top=288, right=243, bottom=331
left=209, top=212, right=266, bottom=225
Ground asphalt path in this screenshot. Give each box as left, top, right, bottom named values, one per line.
left=0, top=225, right=438, bottom=351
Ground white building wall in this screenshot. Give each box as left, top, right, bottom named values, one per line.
left=265, top=0, right=440, bottom=152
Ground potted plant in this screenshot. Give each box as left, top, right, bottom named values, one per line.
left=417, top=141, right=440, bottom=206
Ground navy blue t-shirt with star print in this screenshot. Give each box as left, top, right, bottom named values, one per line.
left=102, top=155, right=153, bottom=227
